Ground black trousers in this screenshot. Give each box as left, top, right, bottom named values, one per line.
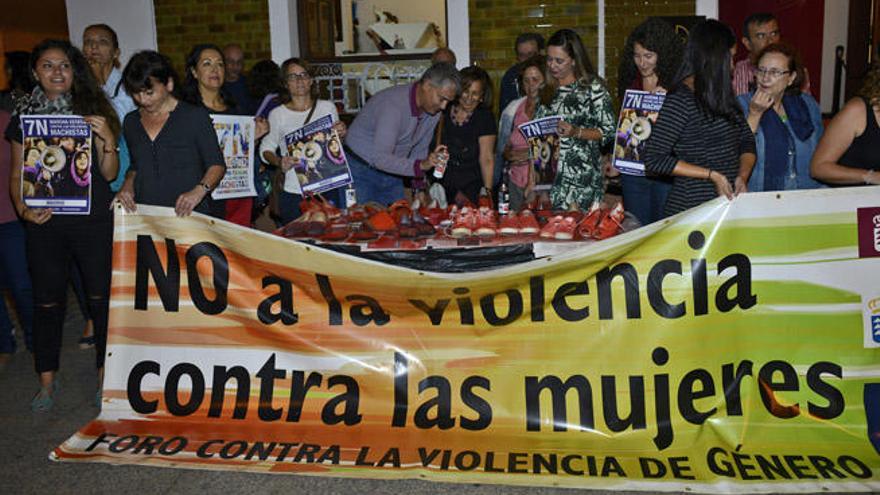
left=26, top=217, right=112, bottom=373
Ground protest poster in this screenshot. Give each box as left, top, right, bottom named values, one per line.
left=210, top=114, right=257, bottom=200
left=518, top=115, right=561, bottom=191
left=54, top=187, right=880, bottom=493
left=613, top=90, right=666, bottom=176
left=283, top=115, right=351, bottom=195
left=19, top=115, right=92, bottom=214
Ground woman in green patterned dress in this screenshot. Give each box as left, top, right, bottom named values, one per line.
left=538, top=29, right=616, bottom=210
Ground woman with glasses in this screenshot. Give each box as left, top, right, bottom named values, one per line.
left=737, top=43, right=824, bottom=191
left=432, top=66, right=496, bottom=204
left=643, top=20, right=756, bottom=216
left=259, top=58, right=346, bottom=225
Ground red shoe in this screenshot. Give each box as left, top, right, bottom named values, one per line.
left=411, top=209, right=436, bottom=237
left=305, top=210, right=327, bottom=237
left=554, top=216, right=578, bottom=240
left=368, top=210, right=396, bottom=232
left=518, top=210, right=540, bottom=235
left=540, top=215, right=563, bottom=239
left=451, top=207, right=476, bottom=238
left=476, top=207, right=497, bottom=237
left=595, top=202, right=625, bottom=239
left=577, top=201, right=604, bottom=239
left=499, top=213, right=520, bottom=235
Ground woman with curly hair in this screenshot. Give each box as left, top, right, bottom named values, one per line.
left=616, top=18, right=683, bottom=225
left=810, top=61, right=880, bottom=185
left=537, top=29, right=616, bottom=210
left=5, top=39, right=120, bottom=411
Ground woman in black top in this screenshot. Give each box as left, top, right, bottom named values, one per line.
left=5, top=39, right=119, bottom=411
left=180, top=44, right=268, bottom=224
left=810, top=62, right=880, bottom=185
left=115, top=50, right=225, bottom=217
left=643, top=20, right=756, bottom=217
left=433, top=66, right=497, bottom=204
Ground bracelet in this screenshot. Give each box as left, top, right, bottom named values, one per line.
left=198, top=181, right=212, bottom=192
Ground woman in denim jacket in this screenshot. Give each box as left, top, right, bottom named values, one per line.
left=736, top=43, right=825, bottom=191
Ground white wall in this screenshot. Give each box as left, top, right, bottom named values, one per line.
left=270, top=0, right=470, bottom=67
left=66, top=0, right=157, bottom=64
left=268, top=0, right=300, bottom=62
left=695, top=0, right=718, bottom=19
left=820, top=0, right=849, bottom=114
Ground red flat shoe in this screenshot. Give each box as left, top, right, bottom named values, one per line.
left=499, top=212, right=520, bottom=235
left=518, top=210, right=540, bottom=235
left=540, top=215, right=563, bottom=239
left=595, top=202, right=625, bottom=240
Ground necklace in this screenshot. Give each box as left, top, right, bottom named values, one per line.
left=451, top=104, right=474, bottom=126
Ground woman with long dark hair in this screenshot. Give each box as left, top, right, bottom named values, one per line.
left=181, top=44, right=268, bottom=225
left=643, top=20, right=756, bottom=216
left=5, top=39, right=120, bottom=411
left=259, top=58, right=346, bottom=225
left=616, top=18, right=682, bottom=225
left=536, top=29, right=615, bottom=210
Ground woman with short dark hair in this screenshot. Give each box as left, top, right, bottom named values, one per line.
left=114, top=50, right=226, bottom=218
left=5, top=39, right=120, bottom=411
left=643, top=20, right=756, bottom=216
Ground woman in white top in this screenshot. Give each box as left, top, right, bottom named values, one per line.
left=260, top=58, right=346, bottom=224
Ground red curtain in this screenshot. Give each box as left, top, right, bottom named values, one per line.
left=720, top=0, right=825, bottom=100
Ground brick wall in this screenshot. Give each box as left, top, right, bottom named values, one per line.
left=468, top=0, right=695, bottom=111
left=154, top=0, right=272, bottom=77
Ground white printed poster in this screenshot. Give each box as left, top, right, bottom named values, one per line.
left=210, top=114, right=256, bottom=200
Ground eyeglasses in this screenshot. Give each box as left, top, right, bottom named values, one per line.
left=755, top=67, right=791, bottom=79
left=286, top=72, right=312, bottom=81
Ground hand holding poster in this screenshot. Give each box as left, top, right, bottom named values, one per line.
left=613, top=90, right=665, bottom=176
left=283, top=115, right=352, bottom=195
left=20, top=115, right=92, bottom=214
left=517, top=115, right=561, bottom=191
left=210, top=114, right=257, bottom=200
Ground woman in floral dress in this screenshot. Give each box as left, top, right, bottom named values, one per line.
left=537, top=29, right=616, bottom=210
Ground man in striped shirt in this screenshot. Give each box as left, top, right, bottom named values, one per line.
left=733, top=12, right=811, bottom=96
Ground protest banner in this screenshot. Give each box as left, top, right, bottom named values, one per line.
left=210, top=115, right=256, bottom=200
left=518, top=115, right=561, bottom=191
left=613, top=90, right=666, bottom=176
left=283, top=115, right=351, bottom=195
left=20, top=115, right=92, bottom=214
left=55, top=188, right=880, bottom=492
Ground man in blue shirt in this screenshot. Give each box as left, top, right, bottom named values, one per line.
left=498, top=33, right=544, bottom=113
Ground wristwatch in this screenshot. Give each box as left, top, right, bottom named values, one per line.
left=199, top=181, right=212, bottom=192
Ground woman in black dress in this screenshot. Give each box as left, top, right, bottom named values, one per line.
left=433, top=66, right=497, bottom=204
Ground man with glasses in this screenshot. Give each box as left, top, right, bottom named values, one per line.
left=733, top=12, right=810, bottom=96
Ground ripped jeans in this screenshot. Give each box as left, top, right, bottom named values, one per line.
left=25, top=218, right=112, bottom=373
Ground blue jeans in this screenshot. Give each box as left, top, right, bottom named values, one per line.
left=347, top=153, right=405, bottom=206
left=621, top=173, right=672, bottom=227
left=0, top=220, right=34, bottom=353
